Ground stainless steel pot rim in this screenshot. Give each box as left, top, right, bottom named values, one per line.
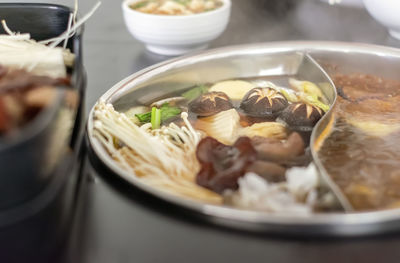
left=88, top=41, right=400, bottom=230
left=101, top=41, right=400, bottom=103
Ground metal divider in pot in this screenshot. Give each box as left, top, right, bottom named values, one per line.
left=296, top=54, right=354, bottom=212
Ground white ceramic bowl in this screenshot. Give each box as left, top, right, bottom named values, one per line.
left=122, top=0, right=231, bottom=56
left=320, top=0, right=364, bottom=8
left=363, top=0, right=400, bottom=39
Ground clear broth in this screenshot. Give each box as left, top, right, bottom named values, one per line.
left=319, top=74, right=400, bottom=211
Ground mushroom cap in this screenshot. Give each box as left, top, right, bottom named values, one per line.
left=278, top=102, right=324, bottom=131
left=240, top=87, right=288, bottom=118
left=188, top=91, right=233, bottom=116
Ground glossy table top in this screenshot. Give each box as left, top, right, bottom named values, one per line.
left=16, top=0, right=400, bottom=262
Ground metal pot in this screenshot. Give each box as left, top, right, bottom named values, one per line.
left=88, top=41, right=400, bottom=236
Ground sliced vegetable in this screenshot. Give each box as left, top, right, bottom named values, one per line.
left=135, top=103, right=181, bottom=128
left=181, top=85, right=209, bottom=101
left=289, top=78, right=329, bottom=112
left=300, top=94, right=330, bottom=112
left=159, top=103, right=182, bottom=120
left=289, top=78, right=324, bottom=100
left=151, top=107, right=161, bottom=129
left=209, top=80, right=255, bottom=100
left=238, top=122, right=288, bottom=140
left=195, top=108, right=240, bottom=145
left=0, top=2, right=102, bottom=78
left=135, top=111, right=152, bottom=123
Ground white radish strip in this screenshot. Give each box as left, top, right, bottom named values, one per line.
left=0, top=34, right=31, bottom=40
left=48, top=1, right=101, bottom=48
left=1, top=20, right=15, bottom=35
left=0, top=38, right=67, bottom=77
left=73, top=0, right=79, bottom=24
left=25, top=2, right=100, bottom=73
left=63, top=13, right=73, bottom=49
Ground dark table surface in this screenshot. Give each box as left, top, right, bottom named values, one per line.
left=17, top=0, right=400, bottom=262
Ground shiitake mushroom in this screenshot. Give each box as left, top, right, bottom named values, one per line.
left=278, top=102, right=324, bottom=131
left=188, top=91, right=233, bottom=117
left=240, top=87, right=288, bottom=118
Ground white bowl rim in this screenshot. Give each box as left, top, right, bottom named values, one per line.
left=122, top=0, right=231, bottom=19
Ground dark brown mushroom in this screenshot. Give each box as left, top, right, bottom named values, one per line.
left=0, top=96, right=10, bottom=133
left=245, top=160, right=286, bottom=182
left=196, top=136, right=257, bottom=194
left=253, top=132, right=306, bottom=165
left=278, top=102, right=324, bottom=131
left=188, top=91, right=232, bottom=117
left=240, top=87, right=288, bottom=118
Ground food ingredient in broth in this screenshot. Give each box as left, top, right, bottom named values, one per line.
left=130, top=0, right=224, bottom=15
left=93, top=77, right=330, bottom=214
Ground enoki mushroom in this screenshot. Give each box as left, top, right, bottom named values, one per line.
left=0, top=1, right=101, bottom=78
left=93, top=101, right=222, bottom=204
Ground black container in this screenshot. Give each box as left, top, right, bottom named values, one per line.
left=0, top=3, right=85, bottom=209
left=0, top=3, right=85, bottom=262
